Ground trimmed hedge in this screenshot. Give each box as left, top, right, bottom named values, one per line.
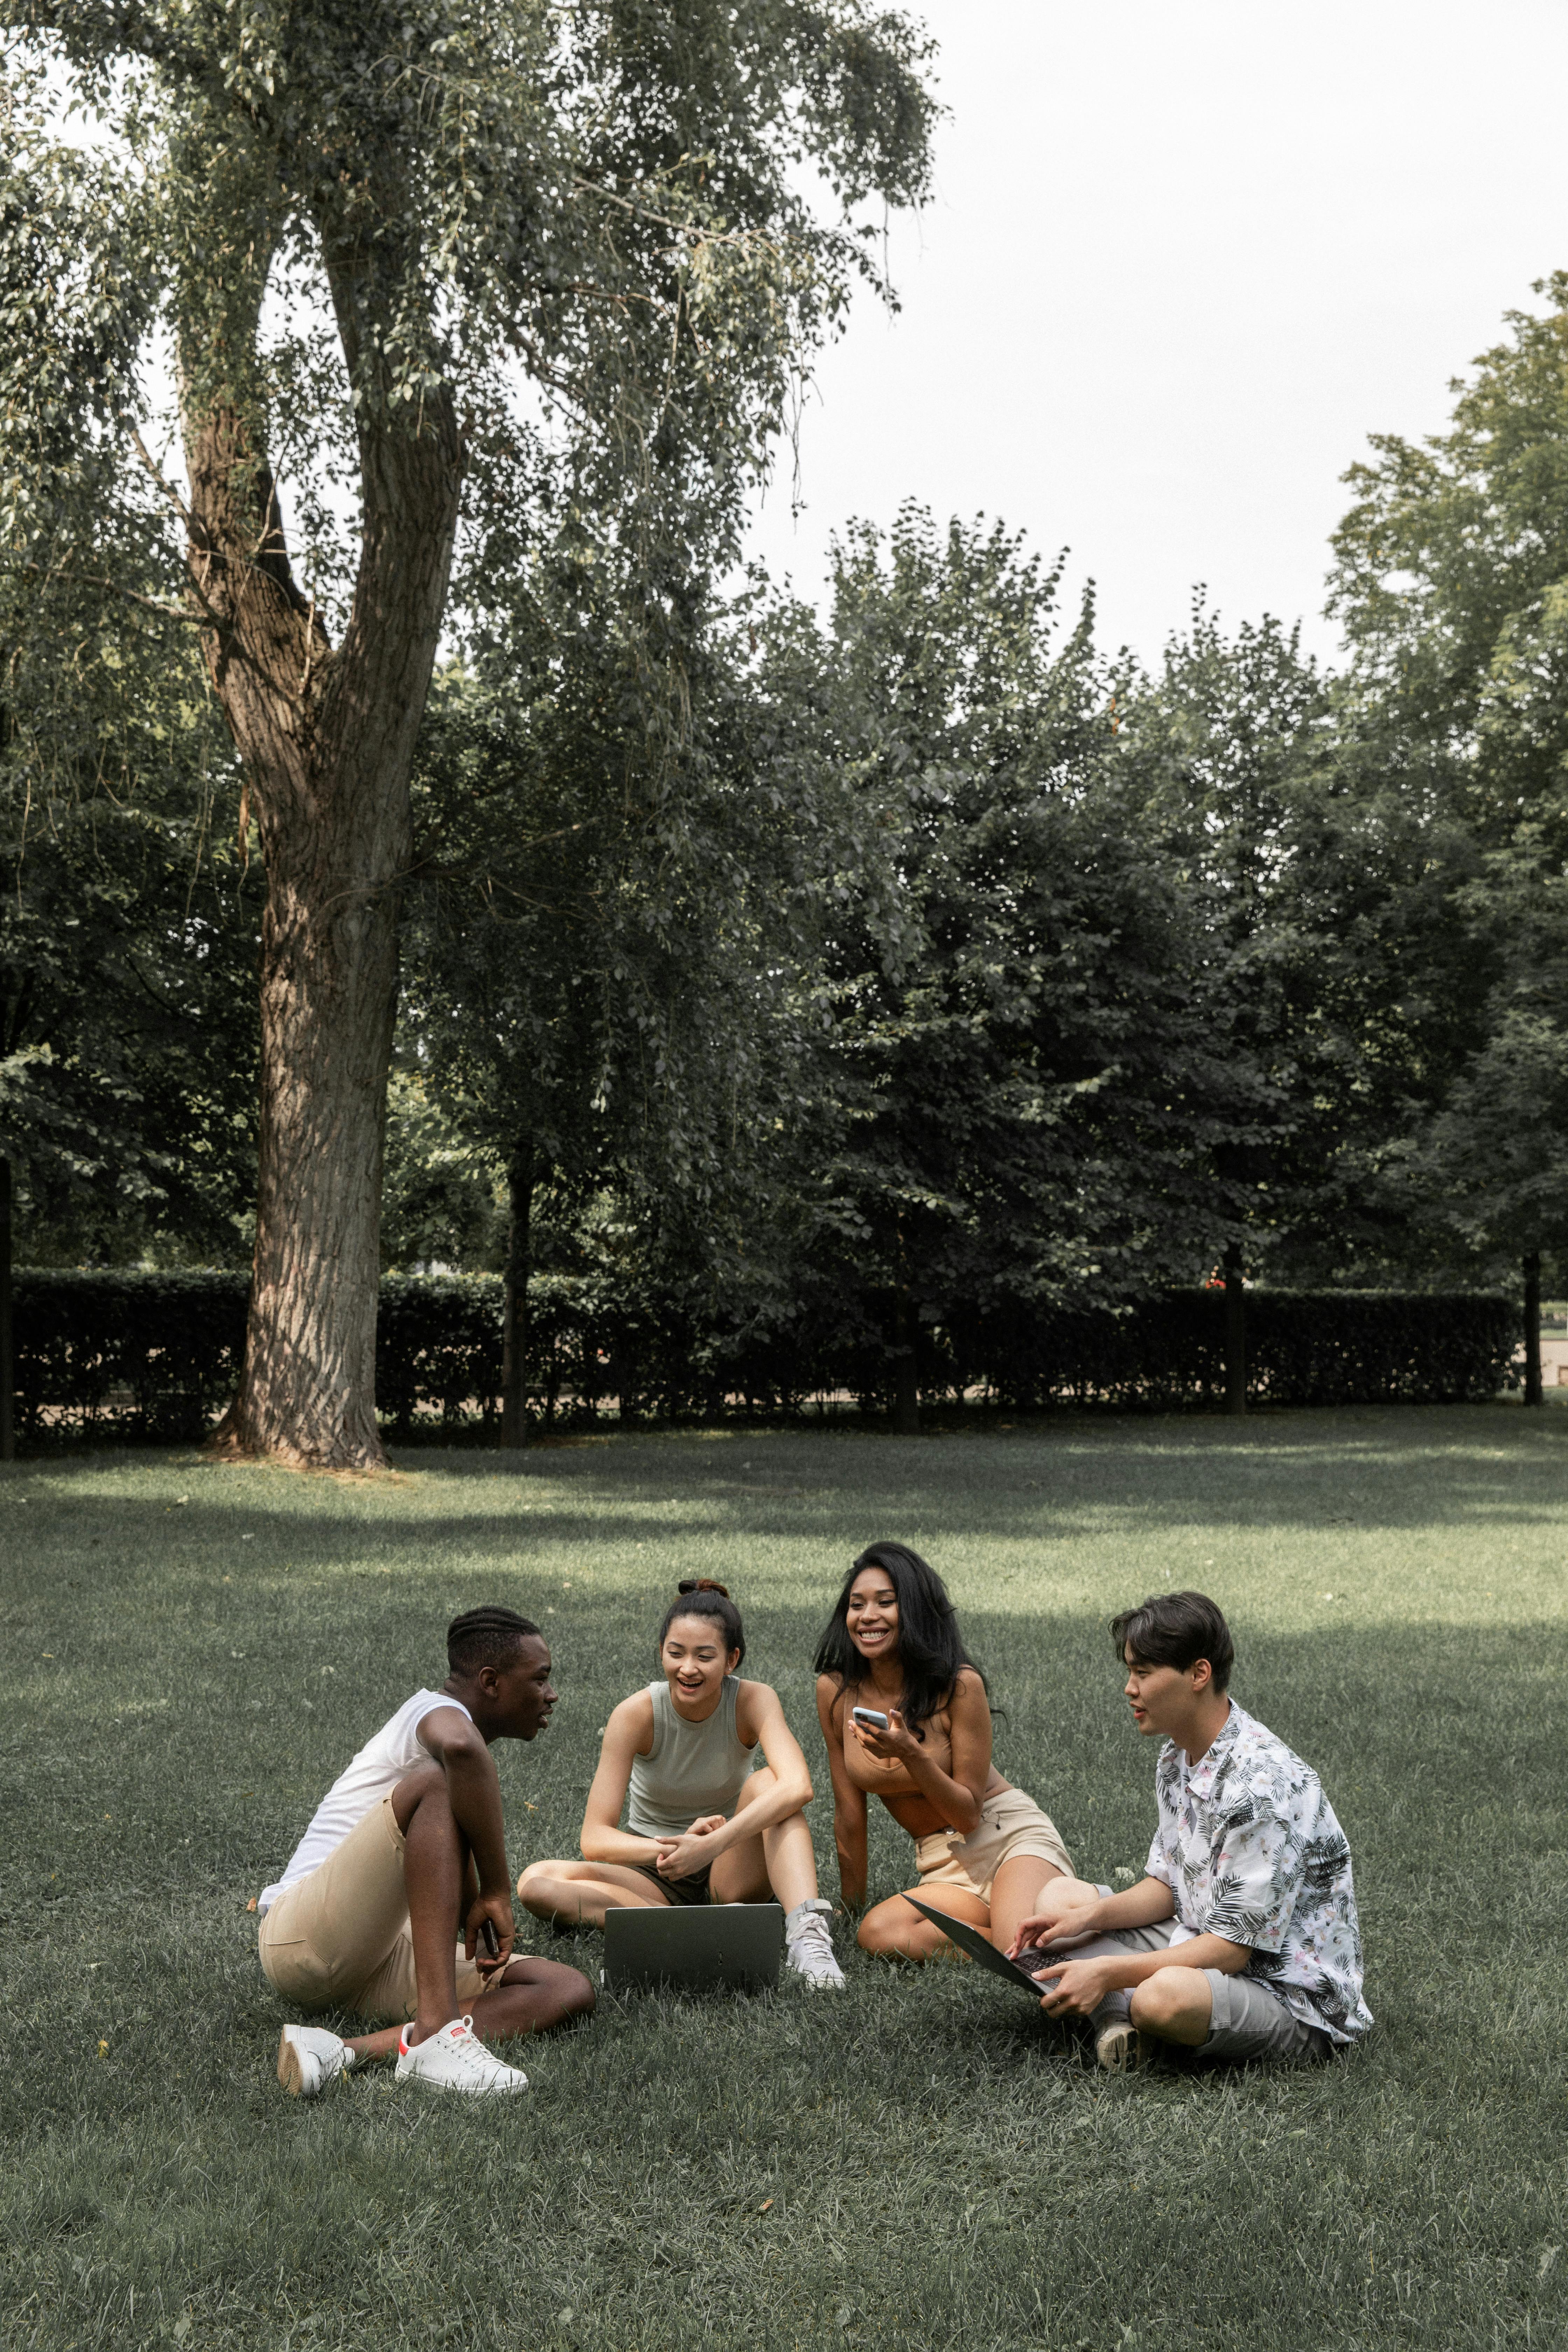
left=9, top=1269, right=1520, bottom=1445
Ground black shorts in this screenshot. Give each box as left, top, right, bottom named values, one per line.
left=626, top=1858, right=711, bottom=1907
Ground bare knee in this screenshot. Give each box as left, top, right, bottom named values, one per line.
left=857, top=1909, right=913, bottom=1959
left=516, top=1860, right=578, bottom=1914
left=1129, top=1966, right=1206, bottom=2036
left=498, top=1955, right=596, bottom=2026
left=536, top=1959, right=596, bottom=2026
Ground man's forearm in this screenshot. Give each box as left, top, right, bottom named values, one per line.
left=1078, top=1876, right=1177, bottom=1934
left=1093, top=1931, right=1250, bottom=1989
left=443, top=1748, right=510, bottom=1891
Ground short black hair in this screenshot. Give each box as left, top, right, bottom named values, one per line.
left=447, top=1605, right=540, bottom=1676
left=1110, top=1591, right=1234, bottom=1692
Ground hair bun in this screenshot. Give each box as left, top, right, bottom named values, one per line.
left=678, top=1577, right=730, bottom=1598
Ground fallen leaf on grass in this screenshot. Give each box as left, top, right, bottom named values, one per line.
left=758, top=2198, right=774, bottom=2212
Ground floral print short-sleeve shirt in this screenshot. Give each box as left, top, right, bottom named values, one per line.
left=1145, top=1700, right=1372, bottom=2044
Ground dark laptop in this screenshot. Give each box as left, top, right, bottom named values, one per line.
left=602, top=1902, right=785, bottom=1994
left=901, top=1894, right=1051, bottom=1997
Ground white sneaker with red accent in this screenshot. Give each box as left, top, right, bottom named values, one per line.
left=394, top=2016, right=530, bottom=2096
left=276, top=2023, right=355, bottom=2098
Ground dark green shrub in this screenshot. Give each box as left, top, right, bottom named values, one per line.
left=8, top=1271, right=1519, bottom=1447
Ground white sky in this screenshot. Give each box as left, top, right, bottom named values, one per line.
left=743, top=0, right=1568, bottom=668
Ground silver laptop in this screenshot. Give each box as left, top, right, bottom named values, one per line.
left=602, top=1901, right=784, bottom=1994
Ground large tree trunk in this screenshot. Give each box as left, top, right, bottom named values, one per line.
left=499, top=1144, right=534, bottom=1449
left=1523, top=1250, right=1544, bottom=1408
left=189, top=223, right=462, bottom=1466
left=0, top=1154, right=13, bottom=1462
left=1223, top=1243, right=1247, bottom=1417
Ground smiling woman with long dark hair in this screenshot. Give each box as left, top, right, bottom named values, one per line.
left=814, top=1542, right=1095, bottom=1961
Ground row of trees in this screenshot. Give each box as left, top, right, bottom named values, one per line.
left=4, top=5, right=1566, bottom=1456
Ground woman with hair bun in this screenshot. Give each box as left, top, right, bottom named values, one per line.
left=815, top=1542, right=1096, bottom=1961
left=518, top=1581, right=846, bottom=1988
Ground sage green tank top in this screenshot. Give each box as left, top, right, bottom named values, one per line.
left=626, top=1675, right=755, bottom=1839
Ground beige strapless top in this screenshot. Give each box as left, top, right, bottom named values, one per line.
left=840, top=1692, right=954, bottom=1799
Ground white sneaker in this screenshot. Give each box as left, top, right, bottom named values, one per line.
left=276, top=2023, right=354, bottom=2099
left=785, top=1899, right=848, bottom=1991
left=394, top=2016, right=530, bottom=2096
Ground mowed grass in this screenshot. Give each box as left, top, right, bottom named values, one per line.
left=4, top=1406, right=1568, bottom=2352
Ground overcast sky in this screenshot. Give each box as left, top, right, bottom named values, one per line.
left=742, top=0, right=1568, bottom=668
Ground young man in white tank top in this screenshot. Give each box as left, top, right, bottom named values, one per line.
left=257, top=1606, right=594, bottom=2097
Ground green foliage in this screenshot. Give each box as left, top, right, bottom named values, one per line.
left=744, top=513, right=1295, bottom=1372
left=1329, top=278, right=1568, bottom=1272
left=12, top=1269, right=1516, bottom=1442
left=0, top=72, right=262, bottom=1259
left=11, top=1268, right=247, bottom=1443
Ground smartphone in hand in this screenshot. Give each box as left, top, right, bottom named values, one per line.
left=851, top=1706, right=889, bottom=1729
left=477, top=1918, right=501, bottom=1963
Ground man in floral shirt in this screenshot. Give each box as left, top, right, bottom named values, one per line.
left=1009, top=1591, right=1371, bottom=2072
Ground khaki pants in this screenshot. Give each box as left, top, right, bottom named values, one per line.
left=258, top=1793, right=489, bottom=2023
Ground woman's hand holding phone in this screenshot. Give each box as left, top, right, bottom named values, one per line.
left=849, top=1704, right=917, bottom=1762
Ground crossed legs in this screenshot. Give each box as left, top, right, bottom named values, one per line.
left=517, top=1768, right=820, bottom=1926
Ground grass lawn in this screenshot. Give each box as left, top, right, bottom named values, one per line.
left=4, top=1404, right=1567, bottom=2351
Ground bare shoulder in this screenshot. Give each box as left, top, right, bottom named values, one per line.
left=815, top=1671, right=848, bottom=1730
left=949, top=1666, right=991, bottom=1713
left=734, top=1677, right=787, bottom=1741
left=415, top=1701, right=482, bottom=1758
left=608, top=1687, right=657, bottom=1754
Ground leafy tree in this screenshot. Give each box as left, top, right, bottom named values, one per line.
left=0, top=103, right=262, bottom=1449
left=1115, top=604, right=1497, bottom=1393
left=760, top=509, right=1275, bottom=1429
left=1328, top=275, right=1568, bottom=1383
left=1, top=6, right=936, bottom=1465
left=399, top=560, right=837, bottom=1442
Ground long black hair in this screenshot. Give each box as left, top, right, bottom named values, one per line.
left=658, top=1579, right=746, bottom=1669
left=813, top=1542, right=985, bottom=1731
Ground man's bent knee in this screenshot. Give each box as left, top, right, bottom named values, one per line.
left=1129, top=1966, right=1211, bottom=2037
left=503, top=1955, right=596, bottom=2024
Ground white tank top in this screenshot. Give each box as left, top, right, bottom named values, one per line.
left=257, top=1689, right=473, bottom=1913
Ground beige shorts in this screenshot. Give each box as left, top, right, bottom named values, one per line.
left=257, top=1793, right=490, bottom=2023
left=914, top=1785, right=1074, bottom=1904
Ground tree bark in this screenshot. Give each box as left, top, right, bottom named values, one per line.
left=1223, top=1244, right=1247, bottom=1417
left=499, top=1145, right=533, bottom=1448
left=0, top=1155, right=13, bottom=1462
left=189, top=219, right=462, bottom=1467
left=1523, top=1250, right=1544, bottom=1408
